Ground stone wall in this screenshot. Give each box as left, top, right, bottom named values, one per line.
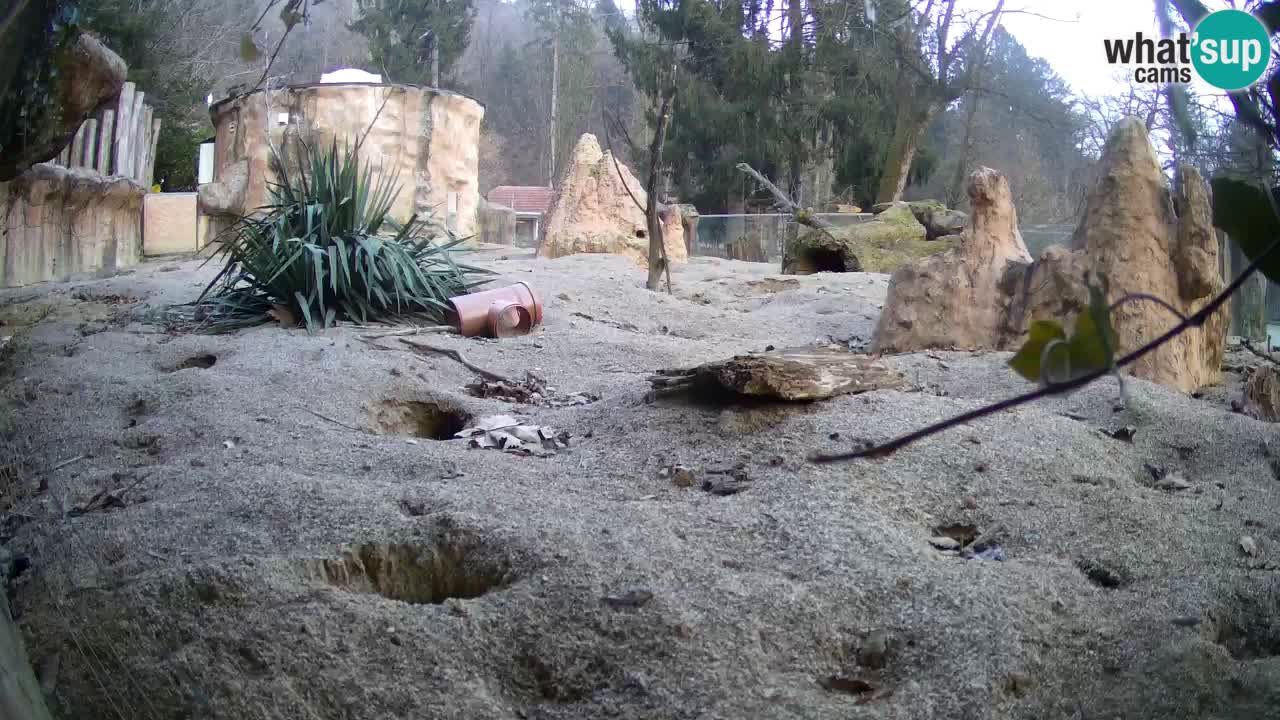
left=203, top=83, right=484, bottom=238
left=0, top=164, right=144, bottom=288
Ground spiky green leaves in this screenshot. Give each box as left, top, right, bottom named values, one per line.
left=172, top=139, right=490, bottom=334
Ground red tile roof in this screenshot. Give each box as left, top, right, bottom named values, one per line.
left=488, top=186, right=555, bottom=216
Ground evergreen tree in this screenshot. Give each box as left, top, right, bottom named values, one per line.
left=350, top=0, right=475, bottom=85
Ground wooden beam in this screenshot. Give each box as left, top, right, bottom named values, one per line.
left=81, top=119, right=98, bottom=170
left=69, top=123, right=85, bottom=168
left=144, top=117, right=161, bottom=188
left=113, top=82, right=135, bottom=176
left=126, top=90, right=145, bottom=180
left=95, top=109, right=114, bottom=173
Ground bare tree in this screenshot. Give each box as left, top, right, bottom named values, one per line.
left=875, top=0, right=1006, bottom=203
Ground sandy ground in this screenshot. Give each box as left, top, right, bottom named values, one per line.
left=1, top=248, right=1279, bottom=720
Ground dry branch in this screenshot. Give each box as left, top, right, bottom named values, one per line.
left=735, top=163, right=832, bottom=230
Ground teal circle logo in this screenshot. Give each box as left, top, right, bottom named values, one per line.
left=1192, top=9, right=1271, bottom=91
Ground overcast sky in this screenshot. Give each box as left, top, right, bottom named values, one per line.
left=969, top=0, right=1163, bottom=95
left=618, top=1, right=1238, bottom=98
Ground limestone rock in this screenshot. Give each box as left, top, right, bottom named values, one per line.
left=908, top=200, right=968, bottom=240
left=477, top=199, right=517, bottom=246
left=873, top=117, right=1227, bottom=394
left=783, top=203, right=946, bottom=275
left=209, top=85, right=484, bottom=237
left=1, top=163, right=144, bottom=287
left=539, top=134, right=686, bottom=267
left=0, top=33, right=127, bottom=181
left=197, top=159, right=248, bottom=216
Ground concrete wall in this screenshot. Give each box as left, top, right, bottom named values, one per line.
left=0, top=163, right=144, bottom=288
left=205, top=83, right=485, bottom=238
left=142, top=192, right=201, bottom=255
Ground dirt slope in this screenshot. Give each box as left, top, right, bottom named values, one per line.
left=1, top=250, right=1278, bottom=720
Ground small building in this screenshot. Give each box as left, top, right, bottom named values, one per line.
left=200, top=79, right=485, bottom=240
left=486, top=186, right=555, bottom=247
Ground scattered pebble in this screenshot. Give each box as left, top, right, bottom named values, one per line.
left=858, top=631, right=891, bottom=670
left=928, top=536, right=960, bottom=551
left=703, top=479, right=748, bottom=496
left=1156, top=472, right=1191, bottom=491
left=1105, top=426, right=1137, bottom=442
left=602, top=588, right=654, bottom=609
left=670, top=465, right=696, bottom=488
left=1241, top=535, right=1259, bottom=557
left=970, top=545, right=1006, bottom=562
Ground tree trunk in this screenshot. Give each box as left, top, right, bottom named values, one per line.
left=431, top=39, right=440, bottom=86
left=946, top=95, right=981, bottom=208
left=646, top=89, right=676, bottom=291
left=548, top=1, right=560, bottom=188
left=876, top=86, right=938, bottom=203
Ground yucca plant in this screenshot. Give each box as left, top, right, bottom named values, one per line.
left=167, top=138, right=491, bottom=333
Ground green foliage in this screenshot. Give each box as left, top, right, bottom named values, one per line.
left=1009, top=273, right=1119, bottom=385
left=610, top=0, right=896, bottom=211
left=0, top=0, right=82, bottom=179
left=170, top=140, right=491, bottom=333
left=151, top=120, right=204, bottom=191
left=350, top=0, right=476, bottom=84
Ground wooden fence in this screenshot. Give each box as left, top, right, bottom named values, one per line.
left=45, top=81, right=160, bottom=186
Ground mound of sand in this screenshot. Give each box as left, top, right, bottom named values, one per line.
left=1, top=250, right=1278, bottom=719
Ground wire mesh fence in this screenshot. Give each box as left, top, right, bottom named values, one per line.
left=693, top=213, right=874, bottom=262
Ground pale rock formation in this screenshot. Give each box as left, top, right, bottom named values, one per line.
left=873, top=117, right=1227, bottom=393
left=906, top=200, right=968, bottom=240
left=538, top=134, right=686, bottom=267
left=0, top=163, right=144, bottom=287
left=209, top=85, right=484, bottom=237
left=197, top=159, right=248, bottom=216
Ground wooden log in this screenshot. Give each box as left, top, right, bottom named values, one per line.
left=648, top=345, right=906, bottom=402
left=96, top=109, right=115, bottom=173
left=144, top=117, right=162, bottom=188
left=125, top=90, right=145, bottom=180
left=69, top=123, right=86, bottom=168
left=113, top=82, right=135, bottom=176
left=81, top=119, right=98, bottom=169
left=140, top=106, right=155, bottom=184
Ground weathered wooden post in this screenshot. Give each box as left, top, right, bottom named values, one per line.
left=1227, top=231, right=1268, bottom=341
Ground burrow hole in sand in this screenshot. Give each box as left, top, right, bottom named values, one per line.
left=372, top=399, right=470, bottom=440
left=794, top=248, right=854, bottom=273
left=172, top=354, right=217, bottom=371
left=309, top=538, right=515, bottom=605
